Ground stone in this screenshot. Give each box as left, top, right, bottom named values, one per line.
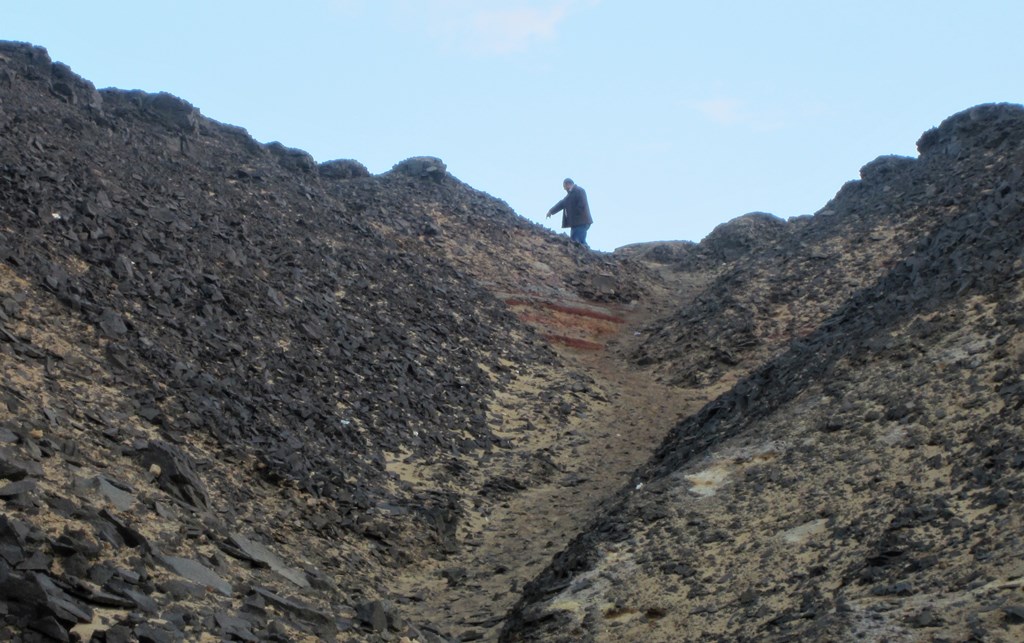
left=0, top=478, right=37, bottom=498
left=251, top=587, right=335, bottom=626
left=215, top=613, right=260, bottom=642
left=223, top=532, right=309, bottom=588
left=109, top=583, right=159, bottom=614
left=3, top=571, right=94, bottom=625
left=319, top=159, right=370, bottom=180
left=441, top=567, right=467, bottom=587
left=1004, top=604, right=1024, bottom=624
left=0, top=451, right=30, bottom=481
left=29, top=614, right=70, bottom=642
left=135, top=621, right=183, bottom=643
left=141, top=91, right=198, bottom=134
left=391, top=156, right=447, bottom=181
left=70, top=580, right=137, bottom=609
left=159, top=555, right=232, bottom=597
left=158, top=579, right=207, bottom=600
left=134, top=441, right=209, bottom=510
left=266, top=141, right=316, bottom=172
left=98, top=308, right=128, bottom=336
left=356, top=600, right=390, bottom=632
left=98, top=509, right=150, bottom=551
left=104, top=625, right=134, bottom=643
left=16, top=550, right=51, bottom=571
left=95, top=476, right=137, bottom=511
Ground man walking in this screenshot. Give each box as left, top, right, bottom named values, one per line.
left=546, top=178, right=593, bottom=246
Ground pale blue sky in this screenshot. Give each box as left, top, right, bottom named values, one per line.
left=6, top=1, right=1023, bottom=251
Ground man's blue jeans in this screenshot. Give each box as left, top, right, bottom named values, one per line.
left=570, top=224, right=591, bottom=246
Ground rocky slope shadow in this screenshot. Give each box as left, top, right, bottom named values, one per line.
left=0, top=41, right=652, bottom=641
left=503, top=104, right=1024, bottom=642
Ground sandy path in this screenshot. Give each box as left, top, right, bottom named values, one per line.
left=386, top=292, right=727, bottom=641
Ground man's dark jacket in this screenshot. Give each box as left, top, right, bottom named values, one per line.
left=547, top=185, right=593, bottom=229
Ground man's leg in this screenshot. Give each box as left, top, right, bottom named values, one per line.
left=570, top=224, right=590, bottom=246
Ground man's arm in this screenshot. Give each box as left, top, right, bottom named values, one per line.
left=546, top=196, right=568, bottom=218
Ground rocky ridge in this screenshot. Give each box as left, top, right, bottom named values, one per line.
left=504, top=104, right=1024, bottom=641
left=621, top=149, right=970, bottom=391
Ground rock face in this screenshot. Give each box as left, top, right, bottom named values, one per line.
left=503, top=104, right=1024, bottom=641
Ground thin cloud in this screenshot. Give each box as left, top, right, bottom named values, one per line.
left=694, top=98, right=744, bottom=125
left=421, top=1, right=594, bottom=55
left=325, top=0, right=368, bottom=14
left=691, top=97, right=785, bottom=132
left=468, top=4, right=569, bottom=53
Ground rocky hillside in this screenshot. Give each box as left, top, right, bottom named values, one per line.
left=3, top=39, right=1024, bottom=643
left=621, top=148, right=978, bottom=391
left=505, top=104, right=1024, bottom=641
left=0, top=41, right=649, bottom=642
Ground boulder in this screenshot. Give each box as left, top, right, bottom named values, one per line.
left=391, top=156, right=447, bottom=181
left=319, top=158, right=370, bottom=180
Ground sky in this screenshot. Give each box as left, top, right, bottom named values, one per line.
left=5, top=1, right=1024, bottom=251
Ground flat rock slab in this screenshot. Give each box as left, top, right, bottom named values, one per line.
left=226, top=532, right=309, bottom=588
left=159, top=555, right=232, bottom=597
left=0, top=478, right=37, bottom=497
left=94, top=476, right=136, bottom=511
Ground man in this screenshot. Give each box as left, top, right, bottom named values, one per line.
left=546, top=178, right=593, bottom=246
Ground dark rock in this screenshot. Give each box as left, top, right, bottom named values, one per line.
left=135, top=621, right=184, bottom=643
left=0, top=514, right=29, bottom=552
left=1004, top=604, right=1024, bottom=624
left=701, top=212, right=789, bottom=263
left=94, top=476, right=137, bottom=511
left=60, top=552, right=89, bottom=578
left=0, top=478, right=37, bottom=498
left=98, top=509, right=151, bottom=551
left=266, top=141, right=315, bottom=172
left=28, top=614, right=70, bottom=642
left=159, top=555, right=231, bottom=597
left=223, top=532, right=309, bottom=588
left=141, top=91, right=198, bottom=134
left=912, top=607, right=941, bottom=628
left=104, top=624, right=134, bottom=643
left=0, top=450, right=30, bottom=481
left=250, top=587, right=335, bottom=627
left=391, top=156, right=447, bottom=181
left=134, top=441, right=209, bottom=510
left=158, top=579, right=207, bottom=600
left=859, top=155, right=917, bottom=183
left=215, top=612, right=260, bottom=642
left=107, top=582, right=159, bottom=614
left=1, top=571, right=93, bottom=626
left=16, top=550, right=51, bottom=571
left=65, top=578, right=136, bottom=609
left=441, top=566, right=468, bottom=587
left=319, top=159, right=370, bottom=180
left=356, top=599, right=392, bottom=632
left=98, top=308, right=128, bottom=336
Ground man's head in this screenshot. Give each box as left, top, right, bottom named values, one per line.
left=563, top=178, right=574, bottom=191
